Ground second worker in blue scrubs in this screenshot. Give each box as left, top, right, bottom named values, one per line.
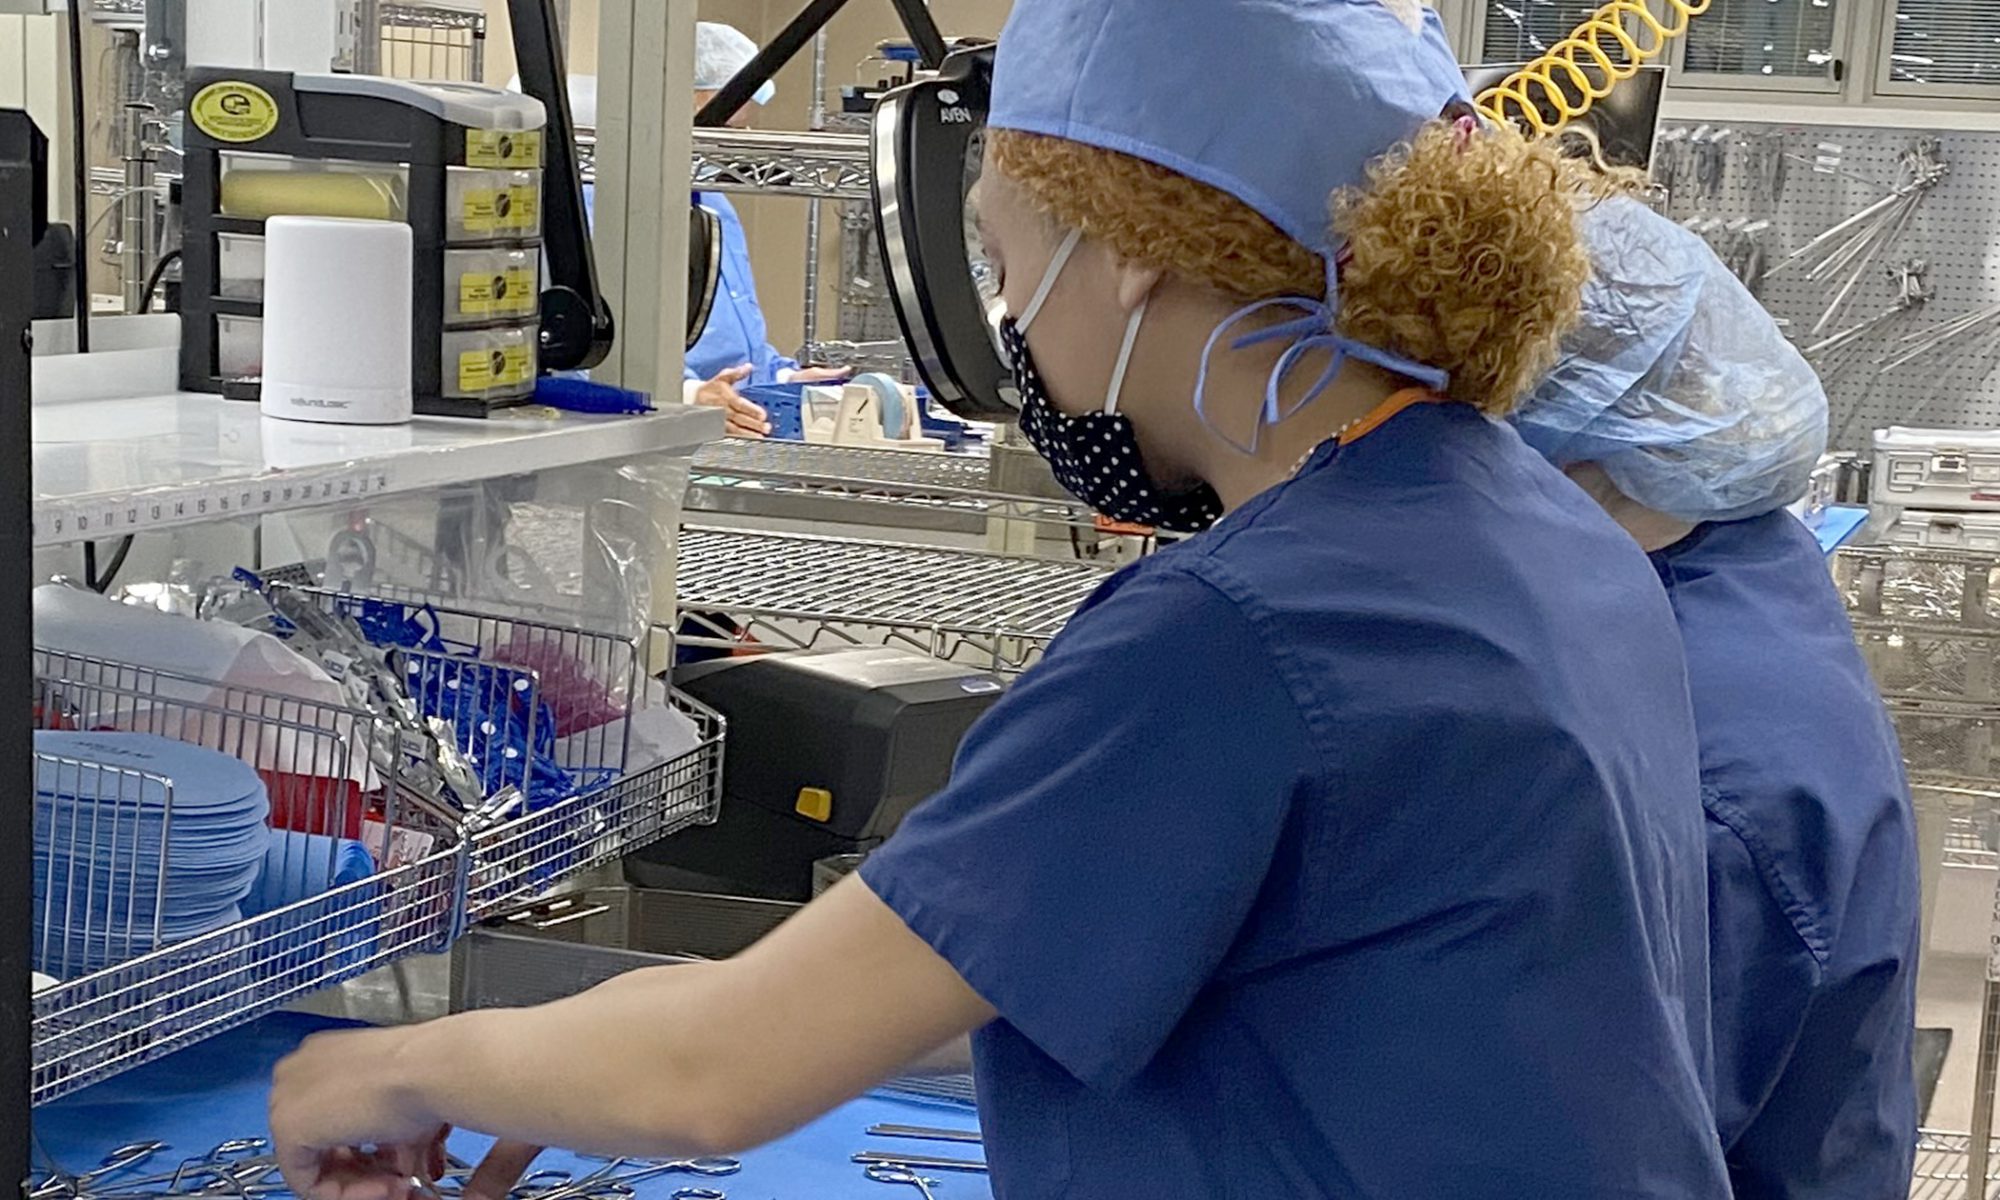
left=685, top=21, right=849, bottom=438
left=266, top=4, right=1733, bottom=1195
left=1517, top=197, right=1921, bottom=1199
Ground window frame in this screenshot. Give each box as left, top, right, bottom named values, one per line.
left=1465, top=0, right=1617, bottom=65
left=1665, top=0, right=1851, bottom=94
left=1873, top=0, right=2000, bottom=102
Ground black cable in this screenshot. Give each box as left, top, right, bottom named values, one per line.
left=137, top=248, right=180, bottom=314
left=81, top=536, right=134, bottom=594
left=63, top=0, right=90, bottom=353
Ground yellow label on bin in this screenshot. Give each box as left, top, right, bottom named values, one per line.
left=190, top=81, right=280, bottom=143
left=460, top=185, right=541, bottom=233
left=458, top=344, right=535, bottom=393
left=465, top=129, right=542, bottom=168
left=460, top=267, right=538, bottom=317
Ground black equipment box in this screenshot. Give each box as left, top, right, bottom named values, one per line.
left=631, top=648, right=1005, bottom=901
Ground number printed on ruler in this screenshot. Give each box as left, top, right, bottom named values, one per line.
left=460, top=186, right=541, bottom=233
left=460, top=267, right=537, bottom=316
left=33, top=471, right=395, bottom=545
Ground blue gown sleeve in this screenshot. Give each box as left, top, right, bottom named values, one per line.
left=859, top=562, right=1315, bottom=1088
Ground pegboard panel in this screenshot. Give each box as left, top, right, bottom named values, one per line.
left=1658, top=120, right=2000, bottom=452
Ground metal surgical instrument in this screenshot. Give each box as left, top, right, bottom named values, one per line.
left=864, top=1125, right=983, bottom=1145
left=865, top=1164, right=940, bottom=1199
left=523, top=1157, right=741, bottom=1200
left=853, top=1150, right=990, bottom=1173
left=31, top=1141, right=171, bottom=1198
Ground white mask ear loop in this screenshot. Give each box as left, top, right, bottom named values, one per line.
left=1015, top=228, right=1083, bottom=333
left=1103, top=295, right=1149, bottom=417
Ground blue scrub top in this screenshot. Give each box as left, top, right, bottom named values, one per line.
left=1652, top=512, right=1920, bottom=1199
left=862, top=402, right=1731, bottom=1198
left=685, top=191, right=799, bottom=386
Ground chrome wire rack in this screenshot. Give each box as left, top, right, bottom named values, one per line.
left=1914, top=1130, right=2000, bottom=1200
left=271, top=582, right=724, bottom=915
left=29, top=651, right=463, bottom=1104
left=1835, top=546, right=2000, bottom=1197
left=466, top=692, right=723, bottom=918
left=687, top=441, right=1097, bottom=536
left=688, top=128, right=871, bottom=201
left=376, top=2, right=486, bottom=83
left=674, top=526, right=1110, bottom=673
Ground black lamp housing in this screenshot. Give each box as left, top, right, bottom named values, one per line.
left=870, top=45, right=1013, bottom=421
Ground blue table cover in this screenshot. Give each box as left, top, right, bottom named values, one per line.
left=35, top=1013, right=989, bottom=1200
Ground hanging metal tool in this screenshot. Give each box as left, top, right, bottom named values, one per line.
left=1804, top=259, right=1931, bottom=365
left=1768, top=138, right=1949, bottom=339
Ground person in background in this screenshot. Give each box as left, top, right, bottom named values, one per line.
left=687, top=20, right=849, bottom=438
left=1516, top=195, right=1920, bottom=1200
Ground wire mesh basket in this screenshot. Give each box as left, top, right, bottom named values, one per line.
left=269, top=583, right=725, bottom=917
left=28, top=649, right=464, bottom=1105
left=1836, top=546, right=2000, bottom=1196
left=378, top=2, right=486, bottom=83
left=464, top=695, right=723, bottom=917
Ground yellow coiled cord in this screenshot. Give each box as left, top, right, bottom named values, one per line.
left=1476, top=0, right=1711, bottom=136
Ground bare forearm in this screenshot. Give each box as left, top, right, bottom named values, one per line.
left=392, top=881, right=994, bottom=1158
left=403, top=963, right=741, bottom=1158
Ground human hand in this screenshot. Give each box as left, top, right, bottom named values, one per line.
left=788, top=366, right=853, bottom=384
left=269, top=1027, right=446, bottom=1200
left=692, top=365, right=769, bottom=438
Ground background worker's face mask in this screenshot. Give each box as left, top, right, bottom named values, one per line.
left=1003, top=229, right=1224, bottom=533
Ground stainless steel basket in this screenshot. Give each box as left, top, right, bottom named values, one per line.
left=270, top=584, right=725, bottom=917
left=29, top=649, right=464, bottom=1104
left=1837, top=546, right=2000, bottom=1195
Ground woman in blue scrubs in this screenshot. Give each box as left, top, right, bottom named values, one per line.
left=266, top=3, right=1730, bottom=1195
left=1518, top=198, right=1921, bottom=1199
left=684, top=22, right=849, bottom=438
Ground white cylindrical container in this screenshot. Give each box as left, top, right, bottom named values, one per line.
left=261, top=215, right=414, bottom=424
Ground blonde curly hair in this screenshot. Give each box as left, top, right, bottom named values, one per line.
left=989, top=124, right=1603, bottom=415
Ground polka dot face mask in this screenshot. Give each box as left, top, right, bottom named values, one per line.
left=1003, top=230, right=1224, bottom=534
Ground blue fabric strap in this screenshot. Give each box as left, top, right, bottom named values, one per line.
left=1193, top=261, right=1449, bottom=457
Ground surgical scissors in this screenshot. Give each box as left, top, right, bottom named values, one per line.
left=865, top=1164, right=940, bottom=1199
left=30, top=1141, right=170, bottom=1199
left=517, top=1157, right=740, bottom=1200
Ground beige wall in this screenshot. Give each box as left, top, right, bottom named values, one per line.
left=708, top=0, right=1009, bottom=356
left=482, top=0, right=1012, bottom=357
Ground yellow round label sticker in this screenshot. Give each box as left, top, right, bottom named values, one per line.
left=190, top=82, right=280, bottom=144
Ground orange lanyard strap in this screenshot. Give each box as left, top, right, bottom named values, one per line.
left=1338, top=388, right=1439, bottom=447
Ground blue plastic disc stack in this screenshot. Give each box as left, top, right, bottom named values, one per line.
left=33, top=731, right=272, bottom=978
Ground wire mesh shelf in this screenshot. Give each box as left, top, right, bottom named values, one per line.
left=688, top=128, right=871, bottom=201
left=28, top=650, right=464, bottom=1105
left=271, top=583, right=726, bottom=915
left=674, top=526, right=1111, bottom=674
left=1914, top=1130, right=2000, bottom=1199
left=687, top=440, right=1096, bottom=534
left=379, top=2, right=486, bottom=83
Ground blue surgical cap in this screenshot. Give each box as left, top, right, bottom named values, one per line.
left=1514, top=197, right=1829, bottom=524
left=989, top=0, right=1468, bottom=260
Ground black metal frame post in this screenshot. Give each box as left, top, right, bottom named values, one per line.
left=1, top=107, right=44, bottom=1196
left=693, top=0, right=946, bottom=128
left=507, top=0, right=614, bottom=372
